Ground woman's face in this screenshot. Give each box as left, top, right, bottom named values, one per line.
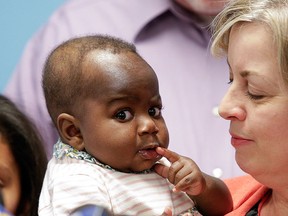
left=219, top=22, right=288, bottom=185
left=0, top=135, right=21, bottom=214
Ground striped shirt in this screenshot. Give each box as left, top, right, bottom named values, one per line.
left=39, top=142, right=200, bottom=216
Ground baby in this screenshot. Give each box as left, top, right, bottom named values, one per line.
left=39, top=35, right=232, bottom=215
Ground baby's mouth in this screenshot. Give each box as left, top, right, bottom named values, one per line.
left=138, top=147, right=161, bottom=160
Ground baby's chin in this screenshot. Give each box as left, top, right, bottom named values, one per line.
left=122, top=159, right=162, bottom=174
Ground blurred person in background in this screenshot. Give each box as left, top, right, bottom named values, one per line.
left=0, top=95, right=47, bottom=216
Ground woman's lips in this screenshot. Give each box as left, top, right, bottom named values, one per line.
left=231, top=135, right=252, bottom=148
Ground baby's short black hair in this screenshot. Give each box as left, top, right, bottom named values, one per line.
left=42, top=35, right=139, bottom=126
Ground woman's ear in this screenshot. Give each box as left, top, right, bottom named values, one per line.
left=57, top=113, right=85, bottom=151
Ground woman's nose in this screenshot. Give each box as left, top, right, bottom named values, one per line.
left=218, top=87, right=246, bottom=121
left=138, top=116, right=159, bottom=135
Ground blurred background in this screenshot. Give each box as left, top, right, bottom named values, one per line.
left=0, top=1, right=66, bottom=92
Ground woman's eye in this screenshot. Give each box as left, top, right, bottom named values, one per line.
left=227, top=78, right=233, bottom=84
left=148, top=107, right=161, bottom=117
left=246, top=92, right=264, bottom=100
left=115, top=110, right=133, bottom=121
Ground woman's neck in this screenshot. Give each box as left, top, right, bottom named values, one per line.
left=261, top=190, right=288, bottom=215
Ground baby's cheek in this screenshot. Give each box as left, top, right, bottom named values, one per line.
left=162, top=127, right=169, bottom=148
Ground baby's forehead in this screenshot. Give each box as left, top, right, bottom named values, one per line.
left=81, top=49, right=158, bottom=94
left=85, top=49, right=137, bottom=62
left=86, top=49, right=124, bottom=63
left=84, top=50, right=154, bottom=78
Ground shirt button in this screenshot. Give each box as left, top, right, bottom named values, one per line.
left=212, top=168, right=223, bottom=178
left=212, top=106, right=220, bottom=117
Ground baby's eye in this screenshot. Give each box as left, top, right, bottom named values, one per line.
left=115, top=110, right=133, bottom=121
left=148, top=107, right=162, bottom=117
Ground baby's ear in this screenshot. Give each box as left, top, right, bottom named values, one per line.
left=57, top=113, right=85, bottom=151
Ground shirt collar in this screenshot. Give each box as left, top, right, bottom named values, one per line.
left=122, top=0, right=171, bottom=42
left=169, top=0, right=214, bottom=27
left=53, top=139, right=152, bottom=174
left=126, top=0, right=211, bottom=45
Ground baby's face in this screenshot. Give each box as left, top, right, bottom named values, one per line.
left=77, top=51, right=169, bottom=173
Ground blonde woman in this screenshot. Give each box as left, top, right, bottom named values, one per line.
left=211, top=0, right=288, bottom=215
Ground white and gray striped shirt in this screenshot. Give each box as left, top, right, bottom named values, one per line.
left=39, top=141, right=199, bottom=216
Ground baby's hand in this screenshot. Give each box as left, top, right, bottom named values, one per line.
left=154, top=147, right=206, bottom=196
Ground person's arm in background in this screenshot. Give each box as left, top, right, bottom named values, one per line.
left=154, top=147, right=233, bottom=216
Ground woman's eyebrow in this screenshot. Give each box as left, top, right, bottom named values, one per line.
left=240, top=71, right=250, bottom=78
left=226, top=58, right=255, bottom=78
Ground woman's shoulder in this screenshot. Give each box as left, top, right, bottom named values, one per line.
left=224, top=175, right=260, bottom=188
left=224, top=175, right=269, bottom=215
left=225, top=175, right=267, bottom=199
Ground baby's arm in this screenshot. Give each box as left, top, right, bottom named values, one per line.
left=154, top=147, right=232, bottom=216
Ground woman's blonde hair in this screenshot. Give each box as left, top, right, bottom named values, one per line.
left=210, top=0, right=288, bottom=83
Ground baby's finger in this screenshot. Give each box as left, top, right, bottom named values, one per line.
left=175, top=175, right=205, bottom=195
left=172, top=166, right=192, bottom=185
left=156, top=147, right=180, bottom=163
left=153, top=163, right=169, bottom=178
